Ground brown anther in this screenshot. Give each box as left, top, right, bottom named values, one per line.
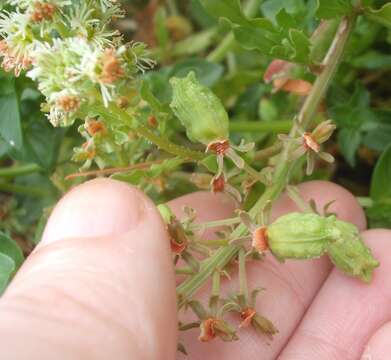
left=199, top=318, right=217, bottom=342
left=206, top=140, right=230, bottom=155
left=31, top=2, right=56, bottom=22
left=99, top=49, right=124, bottom=84
left=303, top=132, right=320, bottom=153
left=239, top=308, right=256, bottom=328
left=211, top=175, right=225, bottom=193
left=147, top=115, right=158, bottom=128
left=86, top=120, right=107, bottom=136
left=56, top=95, right=80, bottom=112
left=252, top=226, right=269, bottom=253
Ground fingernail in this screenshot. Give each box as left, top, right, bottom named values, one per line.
left=42, top=178, right=146, bottom=244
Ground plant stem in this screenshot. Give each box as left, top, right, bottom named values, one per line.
left=238, top=248, right=248, bottom=301
left=230, top=120, right=291, bottom=133
left=0, top=182, right=49, bottom=197
left=177, top=16, right=356, bottom=307
left=167, top=0, right=178, bottom=15
left=357, top=197, right=374, bottom=208
left=254, top=142, right=282, bottom=161
left=0, top=163, right=41, bottom=179
left=96, top=104, right=206, bottom=162
left=190, top=217, right=240, bottom=231
left=207, top=0, right=263, bottom=63
left=135, top=125, right=205, bottom=161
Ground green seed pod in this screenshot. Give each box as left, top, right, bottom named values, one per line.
left=267, top=212, right=336, bottom=260
left=326, top=220, right=379, bottom=282
left=169, top=71, right=229, bottom=145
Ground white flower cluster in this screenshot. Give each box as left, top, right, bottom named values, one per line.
left=0, top=0, right=154, bottom=127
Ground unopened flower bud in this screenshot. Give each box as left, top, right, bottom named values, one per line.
left=170, top=71, right=229, bottom=146
left=267, top=212, right=335, bottom=260
left=327, top=220, right=379, bottom=282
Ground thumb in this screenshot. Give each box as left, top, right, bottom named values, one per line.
left=0, top=179, right=177, bottom=360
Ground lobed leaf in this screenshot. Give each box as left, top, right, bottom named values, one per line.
left=315, top=0, right=354, bottom=19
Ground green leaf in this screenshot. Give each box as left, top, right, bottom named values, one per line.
left=316, top=0, right=353, bottom=19
left=370, top=143, right=391, bottom=201
left=0, top=77, right=23, bottom=151
left=366, top=201, right=391, bottom=228
left=350, top=50, right=391, bottom=69
left=0, top=253, right=15, bottom=295
left=337, top=128, right=361, bottom=167
left=141, top=80, right=167, bottom=113
left=169, top=58, right=224, bottom=87
left=199, top=0, right=249, bottom=25
left=261, top=0, right=306, bottom=23
left=0, top=232, right=24, bottom=271
left=330, top=84, right=376, bottom=130
left=365, top=3, right=391, bottom=29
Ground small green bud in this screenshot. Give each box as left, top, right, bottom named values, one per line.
left=267, top=212, right=335, bottom=260
left=327, top=220, right=379, bottom=282
left=169, top=71, right=229, bottom=145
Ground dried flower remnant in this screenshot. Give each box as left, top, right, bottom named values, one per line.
left=98, top=48, right=124, bottom=84
left=199, top=318, right=238, bottom=342
left=56, top=94, right=80, bottom=113
left=279, top=120, right=336, bottom=175
left=264, top=59, right=312, bottom=96
left=86, top=119, right=107, bottom=136
left=30, top=2, right=56, bottom=23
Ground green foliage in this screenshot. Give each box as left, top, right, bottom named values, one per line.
left=200, top=0, right=312, bottom=64
left=315, top=0, right=353, bottom=19
left=0, top=74, right=23, bottom=152
left=370, top=143, right=391, bottom=201
left=364, top=2, right=391, bottom=29
left=0, top=232, right=24, bottom=294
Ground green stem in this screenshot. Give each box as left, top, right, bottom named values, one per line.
left=96, top=104, right=206, bottom=162
left=357, top=197, right=374, bottom=208
left=0, top=182, right=48, bottom=197
left=206, top=0, right=262, bottom=63
left=230, top=120, right=292, bottom=133
left=167, top=0, right=178, bottom=15
left=0, top=163, right=41, bottom=178
left=135, top=125, right=205, bottom=161
left=238, top=248, right=248, bottom=302
left=177, top=16, right=356, bottom=307
left=189, top=217, right=240, bottom=231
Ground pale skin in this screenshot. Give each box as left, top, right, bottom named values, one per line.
left=0, top=179, right=390, bottom=360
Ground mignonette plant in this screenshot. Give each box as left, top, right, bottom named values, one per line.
left=0, top=0, right=390, bottom=353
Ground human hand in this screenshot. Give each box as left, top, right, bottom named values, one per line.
left=0, top=178, right=389, bottom=360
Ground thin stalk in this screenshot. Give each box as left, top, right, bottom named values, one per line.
left=230, top=120, right=292, bottom=133
left=189, top=217, right=240, bottom=231
left=254, top=142, right=282, bottom=161
left=0, top=182, right=49, bottom=197
left=0, top=163, right=41, bottom=179
left=167, top=0, right=178, bottom=15
left=207, top=0, right=263, bottom=63
left=136, top=125, right=205, bottom=161
left=96, top=105, right=206, bottom=162
left=357, top=197, right=374, bottom=208
left=177, top=16, right=357, bottom=307
left=238, top=248, right=248, bottom=302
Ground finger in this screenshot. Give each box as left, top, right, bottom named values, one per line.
left=0, top=178, right=177, bottom=360
left=361, top=321, right=391, bottom=359
left=280, top=229, right=391, bottom=360
left=170, top=181, right=366, bottom=359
